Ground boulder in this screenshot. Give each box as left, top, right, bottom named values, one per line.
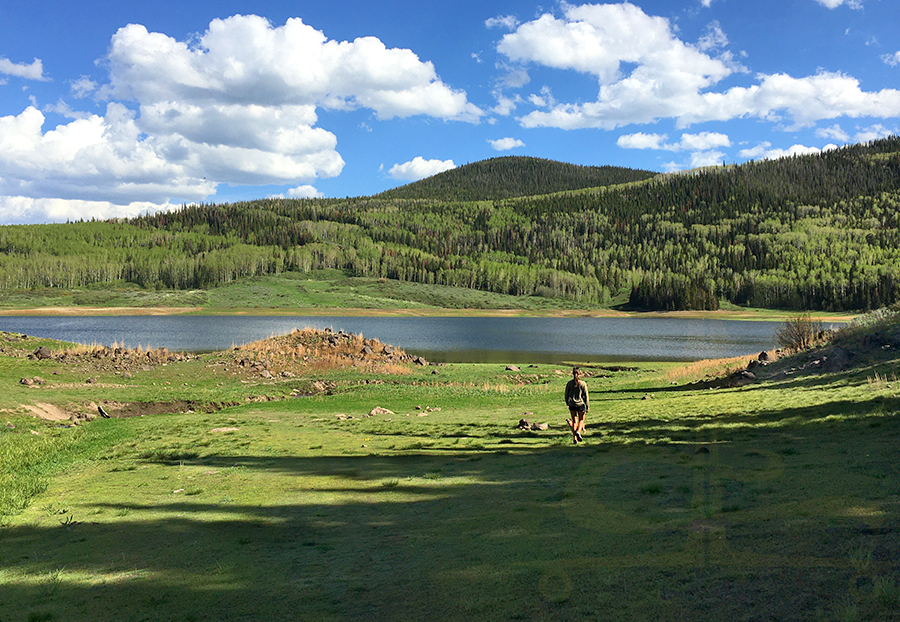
left=33, top=345, right=52, bottom=360
left=826, top=346, right=851, bottom=372
left=368, top=407, right=395, bottom=416
left=506, top=365, right=521, bottom=372
left=758, top=351, right=770, bottom=361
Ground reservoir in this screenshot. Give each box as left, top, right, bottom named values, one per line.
left=0, top=315, right=794, bottom=363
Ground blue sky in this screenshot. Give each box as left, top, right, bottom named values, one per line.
left=0, top=0, right=897, bottom=223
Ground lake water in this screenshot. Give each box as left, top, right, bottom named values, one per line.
left=0, top=315, right=785, bottom=363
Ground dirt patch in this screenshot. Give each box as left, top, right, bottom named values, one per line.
left=95, top=400, right=240, bottom=418
left=22, top=402, right=73, bottom=421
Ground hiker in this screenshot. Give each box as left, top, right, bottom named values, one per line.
left=565, top=366, right=589, bottom=444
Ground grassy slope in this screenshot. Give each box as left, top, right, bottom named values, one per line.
left=0, top=269, right=856, bottom=322
left=1, top=315, right=900, bottom=621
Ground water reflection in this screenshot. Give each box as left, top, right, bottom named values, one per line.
left=0, top=315, right=785, bottom=363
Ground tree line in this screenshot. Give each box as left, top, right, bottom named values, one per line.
left=1, top=137, right=899, bottom=311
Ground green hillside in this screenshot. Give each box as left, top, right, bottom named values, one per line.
left=376, top=156, right=657, bottom=201
left=1, top=138, right=899, bottom=312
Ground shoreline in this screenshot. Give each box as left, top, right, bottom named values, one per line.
left=0, top=305, right=856, bottom=322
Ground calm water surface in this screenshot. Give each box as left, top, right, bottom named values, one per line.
left=0, top=315, right=782, bottom=363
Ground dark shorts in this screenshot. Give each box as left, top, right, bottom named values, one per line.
left=569, top=405, right=586, bottom=415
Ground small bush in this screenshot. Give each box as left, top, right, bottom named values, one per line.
left=775, top=313, right=823, bottom=351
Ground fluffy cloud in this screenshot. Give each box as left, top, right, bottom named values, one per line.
left=486, top=15, right=521, bottom=30
left=0, top=57, right=48, bottom=81
left=813, top=0, right=863, bottom=8
left=388, top=157, right=456, bottom=181
left=816, top=124, right=851, bottom=141
left=0, top=105, right=216, bottom=205
left=853, top=124, right=896, bottom=142
left=498, top=3, right=899, bottom=130
left=104, top=17, right=481, bottom=122
left=488, top=137, right=526, bottom=151
left=617, top=131, right=730, bottom=151
left=287, top=185, right=325, bottom=199
left=738, top=142, right=838, bottom=160
left=3, top=15, right=481, bottom=222
left=884, top=51, right=900, bottom=67
left=0, top=196, right=172, bottom=225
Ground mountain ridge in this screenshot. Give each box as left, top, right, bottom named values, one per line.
left=376, top=155, right=657, bottom=201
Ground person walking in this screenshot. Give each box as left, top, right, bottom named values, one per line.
left=565, top=367, right=589, bottom=444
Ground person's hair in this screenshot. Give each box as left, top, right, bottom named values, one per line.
left=572, top=367, right=581, bottom=375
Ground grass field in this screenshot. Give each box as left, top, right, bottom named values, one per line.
left=0, top=270, right=856, bottom=323
left=1, top=317, right=898, bottom=621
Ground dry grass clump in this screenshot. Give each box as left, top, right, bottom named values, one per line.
left=665, top=354, right=763, bottom=383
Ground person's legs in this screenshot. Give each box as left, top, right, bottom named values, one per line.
left=574, top=412, right=585, bottom=441
left=568, top=409, right=579, bottom=442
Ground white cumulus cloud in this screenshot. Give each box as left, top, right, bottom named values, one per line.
left=287, top=184, right=325, bottom=199
left=813, top=0, right=863, bottom=9
left=0, top=57, right=48, bottom=81
left=388, top=157, right=456, bottom=181
left=488, top=137, right=526, bottom=151
left=486, top=15, right=521, bottom=30
left=618, top=131, right=731, bottom=151
left=2, top=15, right=481, bottom=223
left=497, top=3, right=899, bottom=131
left=738, top=142, right=839, bottom=160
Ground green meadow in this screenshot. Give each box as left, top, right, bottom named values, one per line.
left=1, top=313, right=899, bottom=622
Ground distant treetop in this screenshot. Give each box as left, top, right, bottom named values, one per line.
left=377, top=156, right=657, bottom=201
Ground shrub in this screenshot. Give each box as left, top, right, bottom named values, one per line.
left=775, top=313, right=823, bottom=351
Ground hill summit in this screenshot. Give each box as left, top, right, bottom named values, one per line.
left=377, top=156, right=657, bottom=202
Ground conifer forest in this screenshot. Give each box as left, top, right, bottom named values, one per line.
left=1, top=138, right=899, bottom=311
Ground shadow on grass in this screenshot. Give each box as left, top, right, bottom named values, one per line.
left=4, top=407, right=900, bottom=621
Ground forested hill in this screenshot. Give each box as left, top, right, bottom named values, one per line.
left=2, top=137, right=900, bottom=312
left=376, top=156, right=657, bottom=201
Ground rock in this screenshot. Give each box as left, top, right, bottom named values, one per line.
left=412, top=356, right=428, bottom=366
left=826, top=346, right=851, bottom=372
left=517, top=418, right=531, bottom=430
left=506, top=365, right=521, bottom=372
left=758, top=351, right=770, bottom=361
left=31, top=376, right=44, bottom=385
left=6, top=421, right=15, bottom=429
left=33, top=345, right=52, bottom=360
left=642, top=394, right=652, bottom=400
left=85, top=377, right=97, bottom=384
left=361, top=345, right=374, bottom=356
left=20, top=377, right=34, bottom=386
left=369, top=407, right=395, bottom=416
left=530, top=422, right=549, bottom=431
left=382, top=345, right=395, bottom=355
